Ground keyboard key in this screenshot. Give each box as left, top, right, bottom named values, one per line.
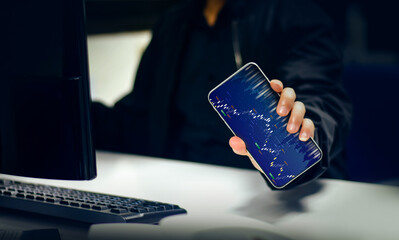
left=36, top=196, right=45, bottom=201
left=26, top=194, right=35, bottom=200
left=81, top=203, right=91, bottom=209
left=3, top=191, right=12, bottom=196
left=145, top=207, right=156, bottom=212
left=16, top=193, right=25, bottom=198
left=155, top=206, right=166, bottom=211
left=46, top=198, right=61, bottom=203
left=111, top=208, right=128, bottom=214
left=130, top=207, right=147, bottom=213
left=70, top=202, right=81, bottom=207
left=60, top=200, right=69, bottom=205
left=92, top=205, right=108, bottom=211
left=163, top=205, right=173, bottom=210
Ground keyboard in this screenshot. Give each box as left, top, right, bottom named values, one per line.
left=0, top=178, right=187, bottom=224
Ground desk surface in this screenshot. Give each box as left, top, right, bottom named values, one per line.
left=2, top=151, right=399, bottom=240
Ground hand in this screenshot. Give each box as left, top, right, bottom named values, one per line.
left=229, top=79, right=315, bottom=168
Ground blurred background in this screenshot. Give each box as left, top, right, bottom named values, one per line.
left=85, top=0, right=399, bottom=184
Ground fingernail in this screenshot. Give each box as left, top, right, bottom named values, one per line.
left=278, top=106, right=288, bottom=116
left=287, top=123, right=296, bottom=132
left=299, top=132, right=309, bottom=141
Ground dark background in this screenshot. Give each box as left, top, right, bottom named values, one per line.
left=85, top=0, right=399, bottom=64
left=85, top=0, right=399, bottom=183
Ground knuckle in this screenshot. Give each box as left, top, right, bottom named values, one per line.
left=293, top=101, right=306, bottom=114
left=294, top=101, right=305, bottom=109
left=292, top=101, right=305, bottom=114
left=282, top=88, right=296, bottom=101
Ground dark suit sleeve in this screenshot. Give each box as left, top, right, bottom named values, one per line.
left=264, top=0, right=352, bottom=189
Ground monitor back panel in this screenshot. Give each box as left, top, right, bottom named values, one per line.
left=0, top=0, right=96, bottom=180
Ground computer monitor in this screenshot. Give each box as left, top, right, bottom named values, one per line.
left=0, top=0, right=96, bottom=180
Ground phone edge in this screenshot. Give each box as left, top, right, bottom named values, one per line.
left=208, top=62, right=323, bottom=189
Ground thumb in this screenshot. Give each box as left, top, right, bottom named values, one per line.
left=229, top=136, right=248, bottom=156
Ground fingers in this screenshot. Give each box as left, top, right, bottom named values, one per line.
left=287, top=101, right=306, bottom=133
left=270, top=79, right=283, bottom=93
left=271, top=79, right=314, bottom=141
left=277, top=87, right=296, bottom=116
left=229, top=136, right=248, bottom=156
left=229, top=136, right=264, bottom=172
left=272, top=78, right=295, bottom=117
left=284, top=100, right=315, bottom=141
left=299, top=118, right=315, bottom=141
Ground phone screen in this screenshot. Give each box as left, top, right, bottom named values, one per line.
left=208, top=63, right=322, bottom=188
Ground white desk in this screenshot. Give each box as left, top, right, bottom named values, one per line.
left=2, top=151, right=399, bottom=240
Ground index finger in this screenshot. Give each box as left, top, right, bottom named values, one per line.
left=270, top=79, right=284, bottom=93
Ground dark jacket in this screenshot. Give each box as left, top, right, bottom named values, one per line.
left=92, top=0, right=352, bottom=188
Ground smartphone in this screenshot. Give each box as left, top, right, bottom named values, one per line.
left=208, top=62, right=322, bottom=189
